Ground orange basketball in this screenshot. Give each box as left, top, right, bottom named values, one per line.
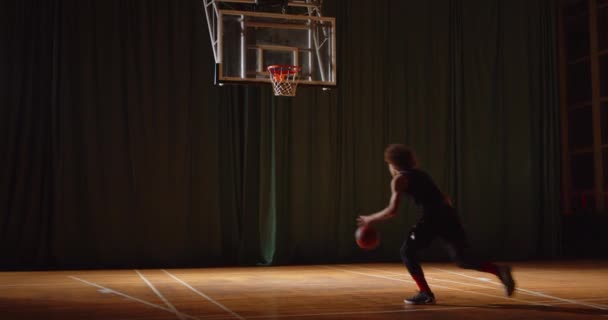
left=355, top=225, right=380, bottom=250
left=273, top=73, right=286, bottom=82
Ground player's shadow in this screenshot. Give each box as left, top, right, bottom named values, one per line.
left=441, top=303, right=608, bottom=316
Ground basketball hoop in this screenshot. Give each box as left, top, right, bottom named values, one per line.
left=267, top=65, right=301, bottom=97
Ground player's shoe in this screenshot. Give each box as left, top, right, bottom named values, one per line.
left=404, top=291, right=436, bottom=305
left=498, top=265, right=515, bottom=297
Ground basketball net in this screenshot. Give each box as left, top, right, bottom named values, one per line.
left=267, top=65, right=301, bottom=97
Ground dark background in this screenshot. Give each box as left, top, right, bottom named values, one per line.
left=0, top=0, right=571, bottom=270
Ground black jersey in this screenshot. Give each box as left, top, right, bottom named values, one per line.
left=400, top=169, right=446, bottom=213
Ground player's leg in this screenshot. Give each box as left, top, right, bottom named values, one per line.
left=401, top=219, right=437, bottom=304
left=439, top=211, right=515, bottom=296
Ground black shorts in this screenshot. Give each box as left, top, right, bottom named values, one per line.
left=406, top=206, right=469, bottom=252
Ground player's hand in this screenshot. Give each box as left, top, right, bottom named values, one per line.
left=357, top=215, right=372, bottom=227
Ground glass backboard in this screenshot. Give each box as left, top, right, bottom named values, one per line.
left=216, top=10, right=336, bottom=87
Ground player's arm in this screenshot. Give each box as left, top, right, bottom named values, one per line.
left=357, top=175, right=407, bottom=226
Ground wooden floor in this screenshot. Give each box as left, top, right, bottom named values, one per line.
left=1, top=262, right=607, bottom=320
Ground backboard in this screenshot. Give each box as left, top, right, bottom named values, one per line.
left=202, top=1, right=337, bottom=88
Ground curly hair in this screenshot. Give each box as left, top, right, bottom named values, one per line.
left=384, top=144, right=417, bottom=170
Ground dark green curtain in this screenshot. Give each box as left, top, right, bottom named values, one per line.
left=0, top=0, right=560, bottom=269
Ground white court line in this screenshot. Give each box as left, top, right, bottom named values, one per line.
left=432, top=267, right=608, bottom=311
left=323, top=265, right=550, bottom=307
left=69, top=276, right=199, bottom=320
left=162, top=269, right=245, bottom=320
left=135, top=270, right=187, bottom=320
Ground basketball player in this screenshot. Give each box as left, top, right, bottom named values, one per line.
left=357, top=144, right=515, bottom=305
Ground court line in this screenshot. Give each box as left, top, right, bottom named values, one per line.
left=69, top=276, right=199, bottom=320
left=135, top=270, right=186, bottom=320
left=323, top=265, right=550, bottom=307
left=63, top=271, right=608, bottom=316
left=161, top=269, right=245, bottom=320
left=431, top=267, right=608, bottom=310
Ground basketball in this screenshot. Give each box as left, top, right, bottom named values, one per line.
left=273, top=73, right=285, bottom=82
left=355, top=225, right=380, bottom=249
